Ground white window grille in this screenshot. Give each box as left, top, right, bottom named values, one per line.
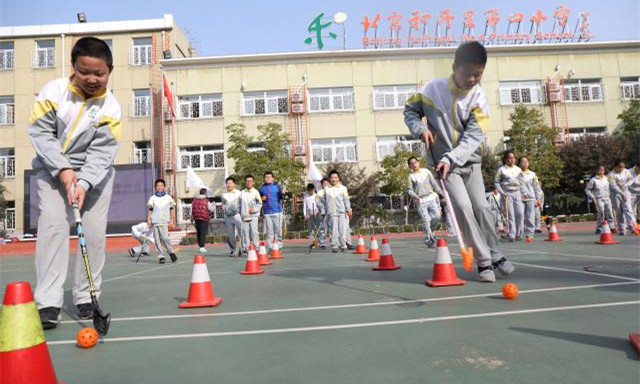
left=380, top=195, right=405, bottom=211
left=308, top=87, right=355, bottom=113
left=133, top=142, right=151, bottom=164
left=620, top=79, right=640, bottom=100
left=131, top=89, right=151, bottom=117
left=179, top=145, right=225, bottom=170
left=376, top=136, right=425, bottom=162
left=0, top=101, right=15, bottom=124
left=3, top=202, right=15, bottom=230
left=178, top=94, right=223, bottom=119
left=567, top=127, right=607, bottom=140
left=373, top=85, right=417, bottom=110
left=499, top=81, right=544, bottom=105
left=130, top=38, right=152, bottom=66
left=33, top=40, right=55, bottom=68
left=311, top=138, right=358, bottom=163
left=563, top=79, right=604, bottom=103
left=0, top=42, right=15, bottom=70
left=0, top=149, right=16, bottom=177
left=242, top=91, right=288, bottom=116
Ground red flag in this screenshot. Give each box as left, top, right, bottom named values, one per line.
left=163, top=73, right=175, bottom=118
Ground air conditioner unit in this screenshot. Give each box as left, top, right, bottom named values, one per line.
left=291, top=104, right=305, bottom=114
left=548, top=91, right=563, bottom=102
left=547, top=82, right=561, bottom=92
left=291, top=92, right=305, bottom=103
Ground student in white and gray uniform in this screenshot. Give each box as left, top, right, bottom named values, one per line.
left=240, top=174, right=262, bottom=252
left=535, top=188, right=544, bottom=233
left=325, top=170, right=354, bottom=252
left=222, top=176, right=243, bottom=257
left=315, top=178, right=330, bottom=249
left=585, top=165, right=614, bottom=233
left=517, top=156, right=543, bottom=241
left=128, top=222, right=154, bottom=258
left=629, top=165, right=640, bottom=226
left=407, top=156, right=442, bottom=247
left=303, top=183, right=322, bottom=246
left=147, top=179, right=177, bottom=264
left=608, top=159, right=637, bottom=235
left=494, top=150, right=526, bottom=242
left=486, top=185, right=504, bottom=233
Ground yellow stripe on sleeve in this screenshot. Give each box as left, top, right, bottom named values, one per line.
left=471, top=106, right=490, bottom=132
left=99, top=115, right=122, bottom=141
left=28, top=100, right=58, bottom=125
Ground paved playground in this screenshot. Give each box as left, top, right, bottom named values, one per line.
left=1, top=225, right=638, bottom=383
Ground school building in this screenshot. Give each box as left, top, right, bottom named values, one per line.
left=1, top=14, right=639, bottom=235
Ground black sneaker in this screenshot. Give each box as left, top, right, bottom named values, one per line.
left=141, top=252, right=149, bottom=257
left=159, top=257, right=166, bottom=264
left=346, top=243, right=355, bottom=251
left=128, top=248, right=135, bottom=258
left=39, top=307, right=61, bottom=330
left=320, top=245, right=326, bottom=250
left=169, top=253, right=178, bottom=263
left=535, top=229, right=543, bottom=234
left=77, top=303, right=93, bottom=320
left=340, top=247, right=347, bottom=253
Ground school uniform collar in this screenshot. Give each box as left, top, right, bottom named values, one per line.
left=68, top=76, right=107, bottom=100
left=448, top=75, right=473, bottom=96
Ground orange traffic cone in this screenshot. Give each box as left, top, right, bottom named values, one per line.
left=257, top=241, right=272, bottom=265
left=353, top=235, right=367, bottom=254
left=595, top=221, right=619, bottom=244
left=373, top=238, right=401, bottom=271
left=366, top=236, right=380, bottom=262
left=242, top=244, right=264, bottom=275
left=630, top=333, right=640, bottom=354
left=425, top=239, right=466, bottom=287
left=270, top=239, right=283, bottom=259
left=544, top=222, right=563, bottom=242
left=179, top=255, right=223, bottom=308
left=0, top=281, right=66, bottom=384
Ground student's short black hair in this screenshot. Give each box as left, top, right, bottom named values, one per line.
left=245, top=174, right=254, bottom=181
left=320, top=177, right=329, bottom=183
left=517, top=156, right=528, bottom=165
left=407, top=156, right=419, bottom=166
left=199, top=188, right=207, bottom=195
left=225, top=176, right=236, bottom=183
left=489, top=185, right=498, bottom=191
left=154, top=178, right=166, bottom=187
left=502, top=150, right=516, bottom=163
left=328, top=170, right=341, bottom=179
left=596, top=165, right=606, bottom=173
left=71, top=37, right=113, bottom=71
left=453, top=41, right=487, bottom=68
left=613, top=158, right=625, bottom=168
left=264, top=171, right=274, bottom=177
left=306, top=183, right=316, bottom=191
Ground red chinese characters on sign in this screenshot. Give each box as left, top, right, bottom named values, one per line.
left=553, top=5, right=570, bottom=27
left=464, top=10, right=475, bottom=28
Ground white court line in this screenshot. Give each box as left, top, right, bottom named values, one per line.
left=58, top=280, right=638, bottom=324
left=49, top=300, right=640, bottom=345
left=504, top=248, right=640, bottom=262
left=513, top=261, right=640, bottom=282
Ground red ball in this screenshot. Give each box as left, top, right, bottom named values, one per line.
left=502, top=283, right=519, bottom=300
left=76, top=327, right=99, bottom=348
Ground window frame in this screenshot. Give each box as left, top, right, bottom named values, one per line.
left=372, top=85, right=417, bottom=110
left=33, top=40, right=55, bottom=69
left=308, top=87, right=355, bottom=113
left=177, top=94, right=223, bottom=120
left=563, top=79, right=605, bottom=103
left=0, top=149, right=16, bottom=178
left=375, top=136, right=425, bottom=162
left=178, top=145, right=225, bottom=170
left=0, top=42, right=15, bottom=70
left=620, top=77, right=640, bottom=101
left=311, top=138, right=358, bottom=164
left=499, top=81, right=544, bottom=106
left=241, top=91, right=289, bottom=116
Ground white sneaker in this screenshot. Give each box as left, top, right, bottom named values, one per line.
left=477, top=266, right=496, bottom=283
left=199, top=247, right=207, bottom=253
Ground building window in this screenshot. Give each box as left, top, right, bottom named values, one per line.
left=376, top=136, right=425, bottom=162
left=33, top=40, right=55, bottom=68
left=178, top=199, right=224, bottom=223
left=567, top=127, right=607, bottom=140
left=620, top=77, right=640, bottom=100
left=133, top=142, right=151, bottom=164
left=130, top=37, right=152, bottom=66
left=0, top=42, right=15, bottom=70
left=178, top=94, right=223, bottom=119
left=242, top=91, right=288, bottom=116
left=179, top=145, right=224, bottom=170
left=0, top=148, right=15, bottom=178
left=499, top=81, right=544, bottom=105
left=563, top=79, right=604, bottom=103
left=130, top=89, right=151, bottom=117
left=308, top=87, right=354, bottom=113
left=373, top=85, right=416, bottom=110
left=2, top=201, right=15, bottom=231
left=0, top=96, right=15, bottom=125
left=311, top=138, right=358, bottom=163
left=247, top=142, right=266, bottom=153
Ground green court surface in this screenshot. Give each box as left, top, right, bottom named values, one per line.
left=1, top=228, right=639, bottom=383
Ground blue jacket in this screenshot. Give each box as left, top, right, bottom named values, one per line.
left=259, top=183, right=283, bottom=215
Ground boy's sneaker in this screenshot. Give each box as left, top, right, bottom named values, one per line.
left=128, top=248, right=135, bottom=258
left=535, top=229, right=543, bottom=234
left=77, top=303, right=93, bottom=320
left=340, top=247, right=347, bottom=253
left=508, top=237, right=515, bottom=243
left=39, top=307, right=61, bottom=330
left=595, top=229, right=602, bottom=234
left=169, top=253, right=178, bottom=263
left=141, top=252, right=149, bottom=257
left=159, top=257, right=166, bottom=264
left=320, top=245, right=326, bottom=250
left=332, top=248, right=339, bottom=253
left=229, top=250, right=236, bottom=257
left=492, top=257, right=515, bottom=276
left=426, top=238, right=436, bottom=248
left=477, top=265, right=496, bottom=283
left=515, top=236, right=522, bottom=241
left=617, top=231, right=626, bottom=236
left=346, top=243, right=355, bottom=251
left=199, top=247, right=207, bottom=253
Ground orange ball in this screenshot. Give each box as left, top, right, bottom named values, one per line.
left=76, top=327, right=99, bottom=348
left=502, top=283, right=519, bottom=300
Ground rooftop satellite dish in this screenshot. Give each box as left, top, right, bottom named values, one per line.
left=334, top=12, right=348, bottom=24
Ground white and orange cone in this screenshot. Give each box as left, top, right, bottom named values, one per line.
left=373, top=238, right=401, bottom=271
left=242, top=244, right=264, bottom=275
left=366, top=236, right=380, bottom=262
left=353, top=235, right=367, bottom=254
left=179, top=255, right=223, bottom=308
left=270, top=239, right=283, bottom=259
left=595, top=221, right=619, bottom=244
left=545, top=222, right=563, bottom=242
left=425, top=239, right=466, bottom=287
left=257, top=241, right=272, bottom=265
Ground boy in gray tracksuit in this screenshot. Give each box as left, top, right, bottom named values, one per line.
left=240, top=174, right=262, bottom=252
left=404, top=41, right=514, bottom=282
left=407, top=156, right=442, bottom=247
left=222, top=176, right=243, bottom=256
left=147, top=179, right=177, bottom=264
left=630, top=165, right=640, bottom=224
left=30, top=38, right=121, bottom=329
left=518, top=156, right=543, bottom=241
left=608, top=159, right=636, bottom=235
left=486, top=186, right=504, bottom=233
left=325, top=170, right=353, bottom=252
left=315, top=178, right=330, bottom=249
left=494, top=150, right=526, bottom=242
left=585, top=166, right=614, bottom=233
